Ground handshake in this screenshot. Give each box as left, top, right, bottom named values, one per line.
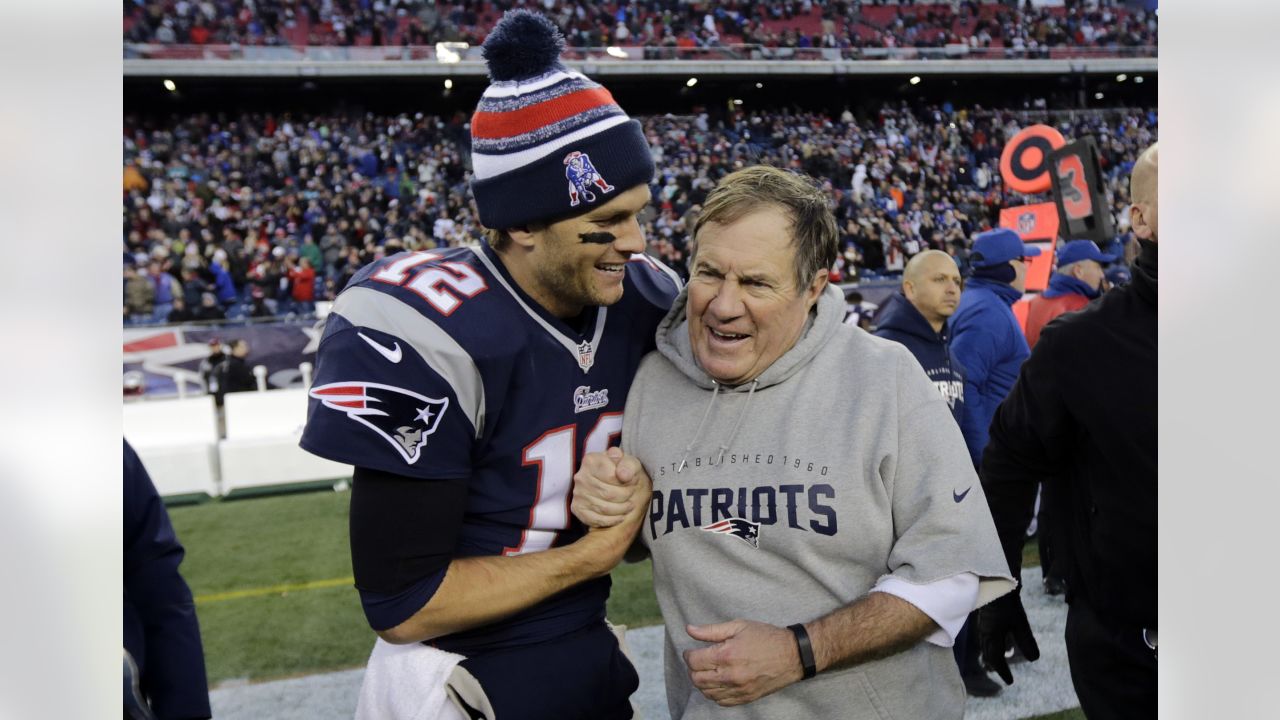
left=571, top=446, right=653, bottom=530
left=564, top=447, right=655, bottom=573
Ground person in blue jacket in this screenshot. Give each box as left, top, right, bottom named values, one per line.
left=124, top=439, right=211, bottom=719
left=950, top=228, right=1042, bottom=468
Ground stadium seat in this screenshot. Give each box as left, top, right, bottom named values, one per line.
left=124, top=396, right=221, bottom=498
left=218, top=389, right=351, bottom=494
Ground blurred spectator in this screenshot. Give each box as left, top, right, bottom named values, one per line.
left=124, top=159, right=149, bottom=193
left=124, top=264, right=155, bottom=325
left=842, top=289, right=869, bottom=329
left=299, top=234, right=324, bottom=271
left=166, top=296, right=195, bottom=324
left=198, top=339, right=225, bottom=394
left=211, top=338, right=257, bottom=406
left=287, top=256, right=317, bottom=315
left=192, top=292, right=226, bottom=322
left=247, top=286, right=275, bottom=318
left=208, top=250, right=239, bottom=311
left=123, top=439, right=211, bottom=720
left=123, top=104, right=1156, bottom=326
left=180, top=268, right=210, bottom=309
left=148, top=260, right=183, bottom=324
left=123, top=0, right=1156, bottom=54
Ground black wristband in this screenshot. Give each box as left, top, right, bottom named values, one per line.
left=788, top=623, right=817, bottom=680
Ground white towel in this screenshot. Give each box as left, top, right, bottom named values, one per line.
left=354, top=638, right=472, bottom=720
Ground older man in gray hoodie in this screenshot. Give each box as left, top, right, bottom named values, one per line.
left=573, top=165, right=1014, bottom=720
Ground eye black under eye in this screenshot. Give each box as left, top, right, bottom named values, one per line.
left=578, top=231, right=616, bottom=245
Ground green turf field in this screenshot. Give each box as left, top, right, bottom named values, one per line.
left=170, top=488, right=1048, bottom=699
left=169, top=488, right=662, bottom=685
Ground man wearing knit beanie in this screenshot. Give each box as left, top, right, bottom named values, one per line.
left=300, top=10, right=681, bottom=719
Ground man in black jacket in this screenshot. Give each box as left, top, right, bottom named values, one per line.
left=978, top=143, right=1157, bottom=719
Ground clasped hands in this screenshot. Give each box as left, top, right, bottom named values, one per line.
left=572, top=448, right=805, bottom=706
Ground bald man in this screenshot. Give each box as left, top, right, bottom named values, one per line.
left=874, top=251, right=966, bottom=424
left=978, top=144, right=1157, bottom=719
left=875, top=250, right=1004, bottom=697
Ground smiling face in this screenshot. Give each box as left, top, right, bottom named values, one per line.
left=505, top=184, right=651, bottom=318
left=687, top=206, right=827, bottom=386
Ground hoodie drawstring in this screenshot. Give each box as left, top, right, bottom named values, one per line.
left=714, top=379, right=758, bottom=466
left=677, top=381, right=720, bottom=473
left=677, top=379, right=760, bottom=472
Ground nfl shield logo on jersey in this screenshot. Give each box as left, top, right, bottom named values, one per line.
left=309, top=382, right=449, bottom=465
left=576, top=340, right=595, bottom=373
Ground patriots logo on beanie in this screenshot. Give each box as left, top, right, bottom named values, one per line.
left=469, top=9, right=654, bottom=230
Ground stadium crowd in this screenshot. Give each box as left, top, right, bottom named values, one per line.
left=123, top=103, right=1156, bottom=324
left=123, top=0, right=1156, bottom=55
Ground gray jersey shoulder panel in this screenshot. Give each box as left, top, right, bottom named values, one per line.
left=332, top=286, right=485, bottom=437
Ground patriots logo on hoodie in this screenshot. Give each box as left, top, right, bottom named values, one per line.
left=309, top=382, right=449, bottom=465
left=701, top=518, right=760, bottom=549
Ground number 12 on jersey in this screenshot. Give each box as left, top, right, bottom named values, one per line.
left=503, top=412, right=623, bottom=556
left=372, top=251, right=488, bottom=316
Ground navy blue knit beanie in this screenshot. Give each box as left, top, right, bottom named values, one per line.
left=469, top=10, right=654, bottom=230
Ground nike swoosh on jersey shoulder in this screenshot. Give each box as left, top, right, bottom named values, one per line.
left=357, top=331, right=403, bottom=363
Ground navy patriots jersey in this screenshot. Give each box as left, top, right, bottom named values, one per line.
left=300, top=242, right=679, bottom=653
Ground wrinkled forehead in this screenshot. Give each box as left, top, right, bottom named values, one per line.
left=693, top=222, right=797, bottom=282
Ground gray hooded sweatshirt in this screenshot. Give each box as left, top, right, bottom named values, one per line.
left=622, top=283, right=1015, bottom=720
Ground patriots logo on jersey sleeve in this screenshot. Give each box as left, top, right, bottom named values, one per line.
left=700, top=518, right=760, bottom=549
left=309, top=382, right=449, bottom=465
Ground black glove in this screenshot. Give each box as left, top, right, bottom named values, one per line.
left=978, top=591, right=1040, bottom=685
